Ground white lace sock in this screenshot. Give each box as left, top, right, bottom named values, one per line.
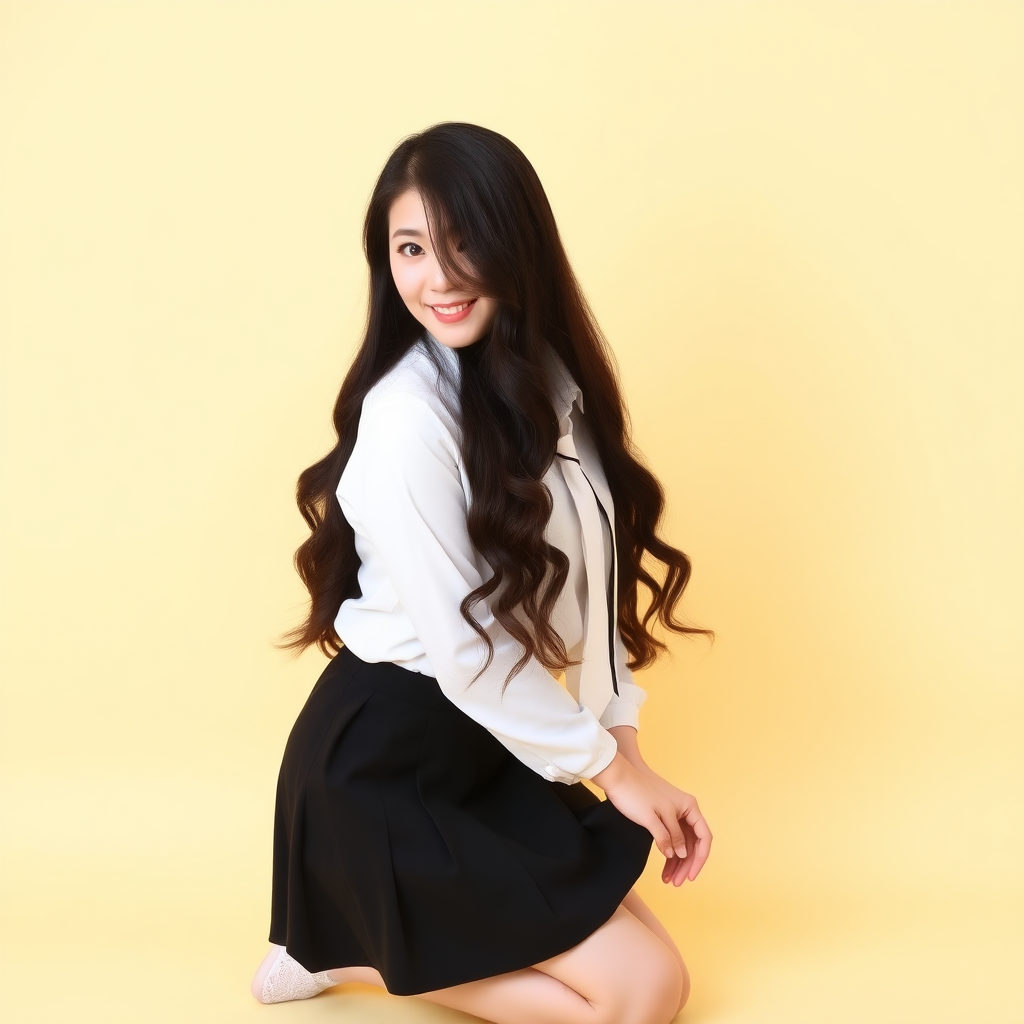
left=258, top=946, right=338, bottom=1004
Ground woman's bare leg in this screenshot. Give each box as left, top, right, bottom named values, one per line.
left=620, top=888, right=691, bottom=1015
left=414, top=905, right=683, bottom=1024
left=253, top=891, right=689, bottom=1024
left=326, top=965, right=385, bottom=986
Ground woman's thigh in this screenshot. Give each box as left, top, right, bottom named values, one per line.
left=533, top=903, right=684, bottom=1024
left=414, top=895, right=686, bottom=1024
left=620, top=888, right=690, bottom=1012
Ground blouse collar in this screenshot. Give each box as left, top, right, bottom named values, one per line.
left=543, top=344, right=585, bottom=424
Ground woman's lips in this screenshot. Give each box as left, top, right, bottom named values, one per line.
left=429, top=298, right=477, bottom=324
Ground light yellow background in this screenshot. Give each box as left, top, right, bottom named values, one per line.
left=1, top=2, right=1021, bottom=1022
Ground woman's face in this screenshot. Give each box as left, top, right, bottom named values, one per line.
left=388, top=190, right=498, bottom=349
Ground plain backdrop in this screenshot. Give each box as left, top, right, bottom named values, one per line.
left=1, top=2, right=1021, bottom=1022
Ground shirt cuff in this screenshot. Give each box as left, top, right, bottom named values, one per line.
left=535, top=727, right=618, bottom=785
left=598, top=699, right=642, bottom=731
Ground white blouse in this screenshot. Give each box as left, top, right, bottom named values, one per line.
left=334, top=333, right=646, bottom=784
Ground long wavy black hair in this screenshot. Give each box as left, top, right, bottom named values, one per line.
left=284, top=122, right=709, bottom=679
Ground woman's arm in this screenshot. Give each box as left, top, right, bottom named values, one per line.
left=599, top=727, right=713, bottom=885
left=607, top=725, right=650, bottom=774
left=337, top=388, right=619, bottom=784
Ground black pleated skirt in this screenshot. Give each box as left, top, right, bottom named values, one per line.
left=268, top=645, right=652, bottom=996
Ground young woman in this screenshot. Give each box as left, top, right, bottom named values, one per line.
left=251, top=122, right=712, bottom=1024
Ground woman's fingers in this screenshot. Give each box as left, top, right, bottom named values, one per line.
left=661, top=853, right=688, bottom=886
left=657, top=797, right=713, bottom=885
left=659, top=805, right=689, bottom=859
left=679, top=799, right=712, bottom=880
left=688, top=834, right=712, bottom=879
left=670, top=855, right=689, bottom=886
left=646, top=813, right=675, bottom=860
left=661, top=856, right=676, bottom=884
left=664, top=852, right=695, bottom=886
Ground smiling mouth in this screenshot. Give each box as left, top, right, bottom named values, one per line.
left=428, top=298, right=479, bottom=324
left=430, top=300, right=476, bottom=315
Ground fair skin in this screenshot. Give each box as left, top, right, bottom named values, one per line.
left=388, top=189, right=498, bottom=348
left=252, top=190, right=712, bottom=1022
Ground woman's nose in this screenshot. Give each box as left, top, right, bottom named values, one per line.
left=429, top=257, right=450, bottom=290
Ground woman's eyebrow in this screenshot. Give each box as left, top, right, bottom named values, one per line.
left=391, top=227, right=425, bottom=239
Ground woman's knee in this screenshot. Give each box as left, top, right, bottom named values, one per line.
left=601, top=937, right=684, bottom=1024
left=642, top=941, right=686, bottom=1024
left=538, top=906, right=684, bottom=1024
left=675, top=955, right=691, bottom=1014
left=618, top=890, right=690, bottom=1018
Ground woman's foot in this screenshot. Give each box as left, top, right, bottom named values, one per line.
left=250, top=944, right=339, bottom=1004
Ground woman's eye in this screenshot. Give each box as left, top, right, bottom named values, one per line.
left=398, top=242, right=424, bottom=256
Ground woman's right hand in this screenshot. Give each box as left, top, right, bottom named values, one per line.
left=591, top=752, right=712, bottom=885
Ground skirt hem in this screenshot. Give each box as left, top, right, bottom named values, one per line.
left=268, top=646, right=653, bottom=996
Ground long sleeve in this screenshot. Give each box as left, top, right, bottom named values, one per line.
left=598, top=631, right=648, bottom=730
left=336, top=388, right=619, bottom=784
